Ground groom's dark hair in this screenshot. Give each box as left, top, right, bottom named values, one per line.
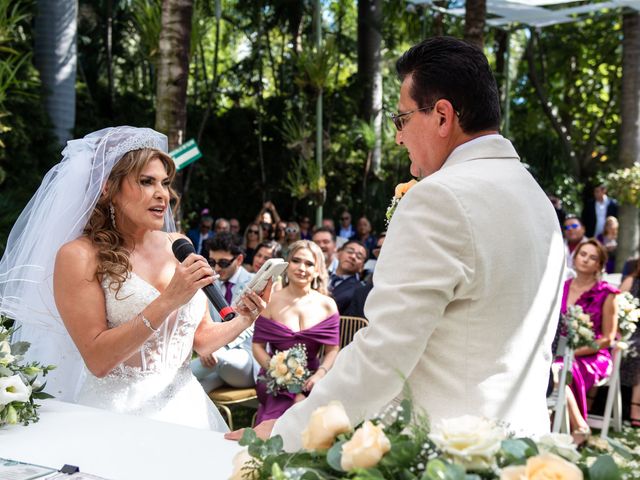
left=395, top=36, right=500, bottom=134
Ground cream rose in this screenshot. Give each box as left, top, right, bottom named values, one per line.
left=340, top=421, right=391, bottom=470
left=429, top=415, right=505, bottom=470
left=500, top=452, right=583, bottom=480
left=301, top=401, right=352, bottom=450
left=228, top=448, right=257, bottom=480
left=0, top=375, right=31, bottom=405
left=537, top=433, right=580, bottom=462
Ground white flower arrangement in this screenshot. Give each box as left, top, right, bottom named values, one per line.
left=615, top=292, right=640, bottom=357
left=0, top=317, right=55, bottom=426
left=563, top=305, right=598, bottom=350
left=258, top=343, right=310, bottom=396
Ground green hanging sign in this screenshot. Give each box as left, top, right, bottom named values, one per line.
left=169, top=139, right=202, bottom=170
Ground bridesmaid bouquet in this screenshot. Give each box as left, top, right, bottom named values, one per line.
left=0, top=317, right=55, bottom=427
left=615, top=292, right=640, bottom=356
left=562, top=305, right=598, bottom=350
left=259, top=344, right=310, bottom=396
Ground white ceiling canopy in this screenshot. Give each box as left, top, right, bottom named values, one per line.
left=408, top=0, right=640, bottom=29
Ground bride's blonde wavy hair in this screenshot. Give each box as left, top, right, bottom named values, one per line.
left=83, top=148, right=179, bottom=292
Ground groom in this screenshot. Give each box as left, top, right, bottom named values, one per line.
left=228, top=37, right=564, bottom=450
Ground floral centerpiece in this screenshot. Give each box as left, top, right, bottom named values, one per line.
left=385, top=179, right=418, bottom=226
left=229, top=399, right=626, bottom=479
left=562, top=305, right=598, bottom=350
left=615, top=292, right=640, bottom=356
left=258, top=344, right=310, bottom=396
left=0, top=317, right=55, bottom=426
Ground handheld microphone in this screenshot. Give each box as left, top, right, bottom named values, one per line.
left=172, top=238, right=237, bottom=322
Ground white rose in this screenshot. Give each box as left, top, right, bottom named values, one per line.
left=429, top=415, right=505, bottom=470
left=228, top=448, right=258, bottom=480
left=537, top=433, right=580, bottom=462
left=0, top=375, right=31, bottom=404
left=301, top=401, right=352, bottom=450
left=340, top=421, right=391, bottom=470
left=578, top=326, right=593, bottom=338
left=287, top=357, right=299, bottom=369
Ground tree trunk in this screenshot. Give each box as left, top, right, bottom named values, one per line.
left=155, top=0, right=193, bottom=152
left=464, top=0, right=486, bottom=49
left=617, top=12, right=640, bottom=271
left=34, top=0, right=78, bottom=146
left=357, top=0, right=382, bottom=178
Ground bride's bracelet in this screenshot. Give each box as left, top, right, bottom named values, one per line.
left=139, top=312, right=159, bottom=333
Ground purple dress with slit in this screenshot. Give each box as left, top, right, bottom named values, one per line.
left=253, top=313, right=340, bottom=423
left=555, top=279, right=619, bottom=418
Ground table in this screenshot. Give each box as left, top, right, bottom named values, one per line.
left=0, top=400, right=242, bottom=480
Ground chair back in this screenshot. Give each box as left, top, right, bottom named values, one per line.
left=339, top=316, right=369, bottom=349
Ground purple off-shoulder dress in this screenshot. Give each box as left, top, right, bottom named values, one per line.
left=555, top=279, right=619, bottom=418
left=253, top=313, right=340, bottom=423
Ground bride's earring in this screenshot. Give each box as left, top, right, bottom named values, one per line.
left=312, top=276, right=319, bottom=290
left=109, top=203, right=116, bottom=229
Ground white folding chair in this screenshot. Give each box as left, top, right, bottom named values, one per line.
left=586, top=343, right=623, bottom=439
left=550, top=335, right=572, bottom=433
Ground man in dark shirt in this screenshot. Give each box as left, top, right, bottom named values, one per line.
left=328, top=240, right=366, bottom=314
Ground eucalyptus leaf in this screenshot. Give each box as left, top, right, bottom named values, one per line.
left=605, top=437, right=633, bottom=461
left=326, top=440, right=345, bottom=471
left=239, top=428, right=258, bottom=446
left=501, top=439, right=533, bottom=464
left=588, top=455, right=621, bottom=480
left=420, top=459, right=465, bottom=480
left=266, top=434, right=284, bottom=454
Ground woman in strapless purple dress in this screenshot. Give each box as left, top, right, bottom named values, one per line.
left=253, top=240, right=340, bottom=423
left=555, top=239, right=618, bottom=440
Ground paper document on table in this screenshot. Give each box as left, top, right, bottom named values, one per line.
left=0, top=458, right=56, bottom=480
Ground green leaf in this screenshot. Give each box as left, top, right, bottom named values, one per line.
left=239, top=428, right=258, bottom=446
left=265, top=434, right=284, bottom=455
left=31, top=392, right=54, bottom=400
left=398, top=398, right=413, bottom=427
left=326, top=439, right=345, bottom=471
left=0, top=365, right=11, bottom=376
left=10, top=341, right=29, bottom=355
left=500, top=439, right=536, bottom=464
left=420, top=459, right=465, bottom=480
left=605, top=437, right=633, bottom=461
left=350, top=468, right=386, bottom=479
left=588, top=455, right=621, bottom=480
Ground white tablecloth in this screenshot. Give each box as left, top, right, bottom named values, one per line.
left=0, top=400, right=242, bottom=480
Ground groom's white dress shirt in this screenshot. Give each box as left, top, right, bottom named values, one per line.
left=273, top=135, right=565, bottom=450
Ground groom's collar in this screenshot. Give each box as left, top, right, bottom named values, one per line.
left=441, top=134, right=520, bottom=170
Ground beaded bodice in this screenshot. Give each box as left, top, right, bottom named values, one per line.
left=101, top=272, right=206, bottom=375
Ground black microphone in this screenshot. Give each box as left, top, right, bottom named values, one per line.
left=172, top=238, right=237, bottom=322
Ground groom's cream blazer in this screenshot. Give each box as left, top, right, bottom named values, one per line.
left=273, top=135, right=565, bottom=450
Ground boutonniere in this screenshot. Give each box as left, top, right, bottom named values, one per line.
left=385, top=179, right=418, bottom=226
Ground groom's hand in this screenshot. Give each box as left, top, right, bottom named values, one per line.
left=224, top=419, right=276, bottom=441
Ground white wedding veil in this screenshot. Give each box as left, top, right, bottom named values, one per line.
left=0, top=126, right=175, bottom=401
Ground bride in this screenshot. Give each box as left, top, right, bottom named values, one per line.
left=0, top=126, right=268, bottom=431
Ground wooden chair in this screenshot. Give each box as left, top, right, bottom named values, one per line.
left=208, top=386, right=258, bottom=431
left=339, top=315, right=369, bottom=349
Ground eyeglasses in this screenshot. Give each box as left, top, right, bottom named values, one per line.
left=341, top=216, right=350, bottom=221
left=248, top=229, right=259, bottom=234
left=388, top=102, right=460, bottom=131
left=285, top=227, right=299, bottom=234
left=343, top=247, right=366, bottom=261
left=564, top=223, right=581, bottom=231
left=208, top=256, right=237, bottom=269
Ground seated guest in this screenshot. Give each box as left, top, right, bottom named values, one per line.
left=563, top=215, right=587, bottom=275
left=322, top=218, right=335, bottom=233
left=250, top=240, right=282, bottom=274
left=312, top=227, right=338, bottom=274
left=337, top=210, right=354, bottom=241
left=596, top=216, right=618, bottom=273
left=363, top=232, right=386, bottom=282
left=255, top=201, right=281, bottom=240
left=299, top=216, right=312, bottom=240
left=214, top=217, right=231, bottom=235
left=554, top=239, right=618, bottom=442
left=187, top=215, right=214, bottom=255
left=328, top=240, right=367, bottom=314
left=281, top=221, right=301, bottom=259
left=229, top=218, right=241, bottom=235
left=253, top=240, right=339, bottom=423
left=346, top=235, right=386, bottom=319
left=242, top=222, right=263, bottom=268
left=191, top=233, right=257, bottom=393
left=352, top=216, right=377, bottom=259
left=274, top=220, right=287, bottom=246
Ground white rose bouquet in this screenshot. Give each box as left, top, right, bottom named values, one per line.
left=231, top=398, right=629, bottom=479
left=563, top=305, right=598, bottom=350
left=258, top=344, right=309, bottom=396
left=616, top=292, right=640, bottom=356
left=0, top=317, right=55, bottom=427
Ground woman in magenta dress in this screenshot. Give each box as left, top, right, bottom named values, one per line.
left=556, top=239, right=618, bottom=439
left=253, top=240, right=340, bottom=423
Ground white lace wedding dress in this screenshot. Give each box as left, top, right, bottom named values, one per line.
left=76, top=272, right=228, bottom=431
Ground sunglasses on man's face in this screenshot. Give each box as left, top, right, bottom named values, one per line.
left=208, top=256, right=237, bottom=269
left=564, top=223, right=581, bottom=231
